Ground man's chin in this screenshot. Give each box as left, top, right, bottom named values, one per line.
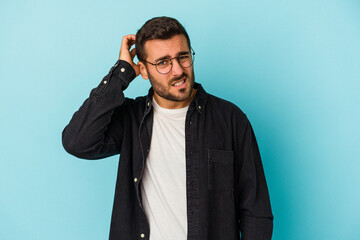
left=173, top=86, right=195, bottom=102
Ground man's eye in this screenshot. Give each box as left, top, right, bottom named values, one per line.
left=157, top=60, right=169, bottom=66
left=179, top=55, right=190, bottom=62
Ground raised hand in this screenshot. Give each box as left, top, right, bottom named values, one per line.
left=119, top=34, right=140, bottom=76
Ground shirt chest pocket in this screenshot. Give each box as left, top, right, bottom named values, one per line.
left=208, top=149, right=234, bottom=192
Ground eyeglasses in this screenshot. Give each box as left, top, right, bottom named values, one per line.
left=142, top=48, right=195, bottom=74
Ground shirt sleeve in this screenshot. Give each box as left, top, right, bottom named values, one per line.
left=236, top=117, right=274, bottom=239
left=62, top=60, right=136, bottom=159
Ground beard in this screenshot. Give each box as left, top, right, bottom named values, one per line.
left=148, top=69, right=195, bottom=102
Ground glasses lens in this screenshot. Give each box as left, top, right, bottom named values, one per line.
left=156, top=59, right=172, bottom=74
left=178, top=54, right=193, bottom=68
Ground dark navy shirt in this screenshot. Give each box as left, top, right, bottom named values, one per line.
left=62, top=60, right=273, bottom=240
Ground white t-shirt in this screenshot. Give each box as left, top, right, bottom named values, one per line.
left=141, top=98, right=188, bottom=240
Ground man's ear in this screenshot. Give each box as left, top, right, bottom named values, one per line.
left=138, top=62, right=149, bottom=80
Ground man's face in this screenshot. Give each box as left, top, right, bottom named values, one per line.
left=139, top=34, right=195, bottom=109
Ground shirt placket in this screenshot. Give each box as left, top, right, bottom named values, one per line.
left=185, top=105, right=200, bottom=240
left=135, top=100, right=153, bottom=240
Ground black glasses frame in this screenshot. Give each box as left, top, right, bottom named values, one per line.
left=141, top=47, right=195, bottom=74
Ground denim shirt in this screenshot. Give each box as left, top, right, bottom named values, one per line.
left=62, top=60, right=273, bottom=240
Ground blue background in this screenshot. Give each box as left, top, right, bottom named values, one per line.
left=1, top=0, right=359, bottom=239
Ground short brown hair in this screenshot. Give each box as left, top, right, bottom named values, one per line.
left=135, top=16, right=191, bottom=61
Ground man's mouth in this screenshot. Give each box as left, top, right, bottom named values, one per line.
left=172, top=76, right=187, bottom=88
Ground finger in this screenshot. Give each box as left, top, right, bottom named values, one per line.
left=130, top=48, right=136, bottom=59
left=121, top=34, right=136, bottom=51
left=125, top=34, right=136, bottom=40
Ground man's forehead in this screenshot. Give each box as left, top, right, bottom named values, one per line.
left=144, top=34, right=189, bottom=60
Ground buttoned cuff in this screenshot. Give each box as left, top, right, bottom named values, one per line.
left=90, top=60, right=137, bottom=103
left=111, top=59, right=137, bottom=89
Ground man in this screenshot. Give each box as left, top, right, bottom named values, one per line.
left=62, top=16, right=273, bottom=240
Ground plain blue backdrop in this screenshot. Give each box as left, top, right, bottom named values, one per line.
left=1, top=0, right=359, bottom=239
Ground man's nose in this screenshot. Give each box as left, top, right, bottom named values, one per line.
left=170, top=58, right=184, bottom=76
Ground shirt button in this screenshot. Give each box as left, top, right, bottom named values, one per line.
left=103, top=80, right=107, bottom=84
left=121, top=67, right=125, bottom=72
left=140, top=233, right=145, bottom=238
left=198, top=105, right=202, bottom=110
left=147, top=101, right=150, bottom=107
left=134, top=178, right=138, bottom=183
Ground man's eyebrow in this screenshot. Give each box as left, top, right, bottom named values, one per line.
left=153, top=51, right=191, bottom=62
left=178, top=51, right=190, bottom=55
left=154, top=55, right=171, bottom=63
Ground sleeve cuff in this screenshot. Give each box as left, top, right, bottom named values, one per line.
left=112, top=60, right=137, bottom=86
